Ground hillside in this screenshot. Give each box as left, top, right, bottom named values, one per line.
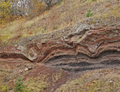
left=0, top=0, right=120, bottom=92
left=1, top=0, right=120, bottom=44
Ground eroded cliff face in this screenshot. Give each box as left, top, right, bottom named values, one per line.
left=0, top=18, right=120, bottom=72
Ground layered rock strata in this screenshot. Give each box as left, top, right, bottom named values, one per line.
left=0, top=18, right=120, bottom=67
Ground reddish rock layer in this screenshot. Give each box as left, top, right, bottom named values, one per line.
left=37, top=27, right=120, bottom=63
left=0, top=26, right=120, bottom=64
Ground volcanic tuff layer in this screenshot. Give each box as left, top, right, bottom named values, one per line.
left=0, top=18, right=120, bottom=69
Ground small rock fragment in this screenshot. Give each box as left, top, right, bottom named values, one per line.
left=28, top=66, right=33, bottom=70
left=19, top=70, right=23, bottom=73
left=24, top=68, right=28, bottom=71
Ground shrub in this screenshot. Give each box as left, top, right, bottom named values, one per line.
left=44, top=27, right=47, bottom=31
left=58, top=0, right=62, bottom=5
left=0, top=0, right=12, bottom=24
left=14, top=76, right=25, bottom=92
left=44, top=0, right=52, bottom=8
left=0, top=85, right=9, bottom=92
left=42, top=27, right=47, bottom=33
left=33, top=1, right=46, bottom=16
left=86, top=10, right=93, bottom=17
left=34, top=30, right=37, bottom=35
left=54, top=26, right=58, bottom=30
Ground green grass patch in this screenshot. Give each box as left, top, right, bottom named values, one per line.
left=86, top=10, right=93, bottom=17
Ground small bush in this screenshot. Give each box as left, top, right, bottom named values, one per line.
left=33, top=1, right=46, bottom=16
left=42, top=27, right=47, bottom=33
left=54, top=26, right=58, bottom=30
left=86, top=10, right=93, bottom=17
left=0, top=85, right=9, bottom=92
left=58, top=0, right=62, bottom=5
left=0, top=0, right=12, bottom=24
left=34, top=30, right=37, bottom=35
left=14, top=76, right=25, bottom=92
left=44, top=27, right=47, bottom=31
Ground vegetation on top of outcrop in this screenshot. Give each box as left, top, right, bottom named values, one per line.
left=0, top=0, right=120, bottom=45
left=86, top=10, right=93, bottom=17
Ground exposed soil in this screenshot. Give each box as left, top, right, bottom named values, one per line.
left=0, top=58, right=70, bottom=92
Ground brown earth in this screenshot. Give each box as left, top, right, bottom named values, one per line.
left=0, top=58, right=70, bottom=92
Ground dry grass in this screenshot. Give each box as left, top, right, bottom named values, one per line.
left=0, top=0, right=120, bottom=44
left=52, top=70, right=62, bottom=83
left=0, top=60, right=49, bottom=92
left=24, top=75, right=49, bottom=92
left=55, top=68, right=120, bottom=92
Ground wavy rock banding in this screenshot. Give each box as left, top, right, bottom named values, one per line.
left=0, top=18, right=120, bottom=72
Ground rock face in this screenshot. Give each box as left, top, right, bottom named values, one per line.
left=0, top=18, right=120, bottom=72
left=32, top=27, right=120, bottom=63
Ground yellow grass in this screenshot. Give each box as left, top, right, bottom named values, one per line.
left=0, top=0, right=120, bottom=44
left=55, top=68, right=120, bottom=92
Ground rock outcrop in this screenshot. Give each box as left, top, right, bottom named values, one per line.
left=0, top=18, right=120, bottom=70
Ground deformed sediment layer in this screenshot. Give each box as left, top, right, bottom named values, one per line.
left=26, top=26, right=120, bottom=63
left=45, top=50, right=120, bottom=72
left=0, top=21, right=120, bottom=66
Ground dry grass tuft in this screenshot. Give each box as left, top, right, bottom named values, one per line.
left=55, top=68, right=120, bottom=92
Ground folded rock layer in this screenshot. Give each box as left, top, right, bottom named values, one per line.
left=0, top=18, right=120, bottom=71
